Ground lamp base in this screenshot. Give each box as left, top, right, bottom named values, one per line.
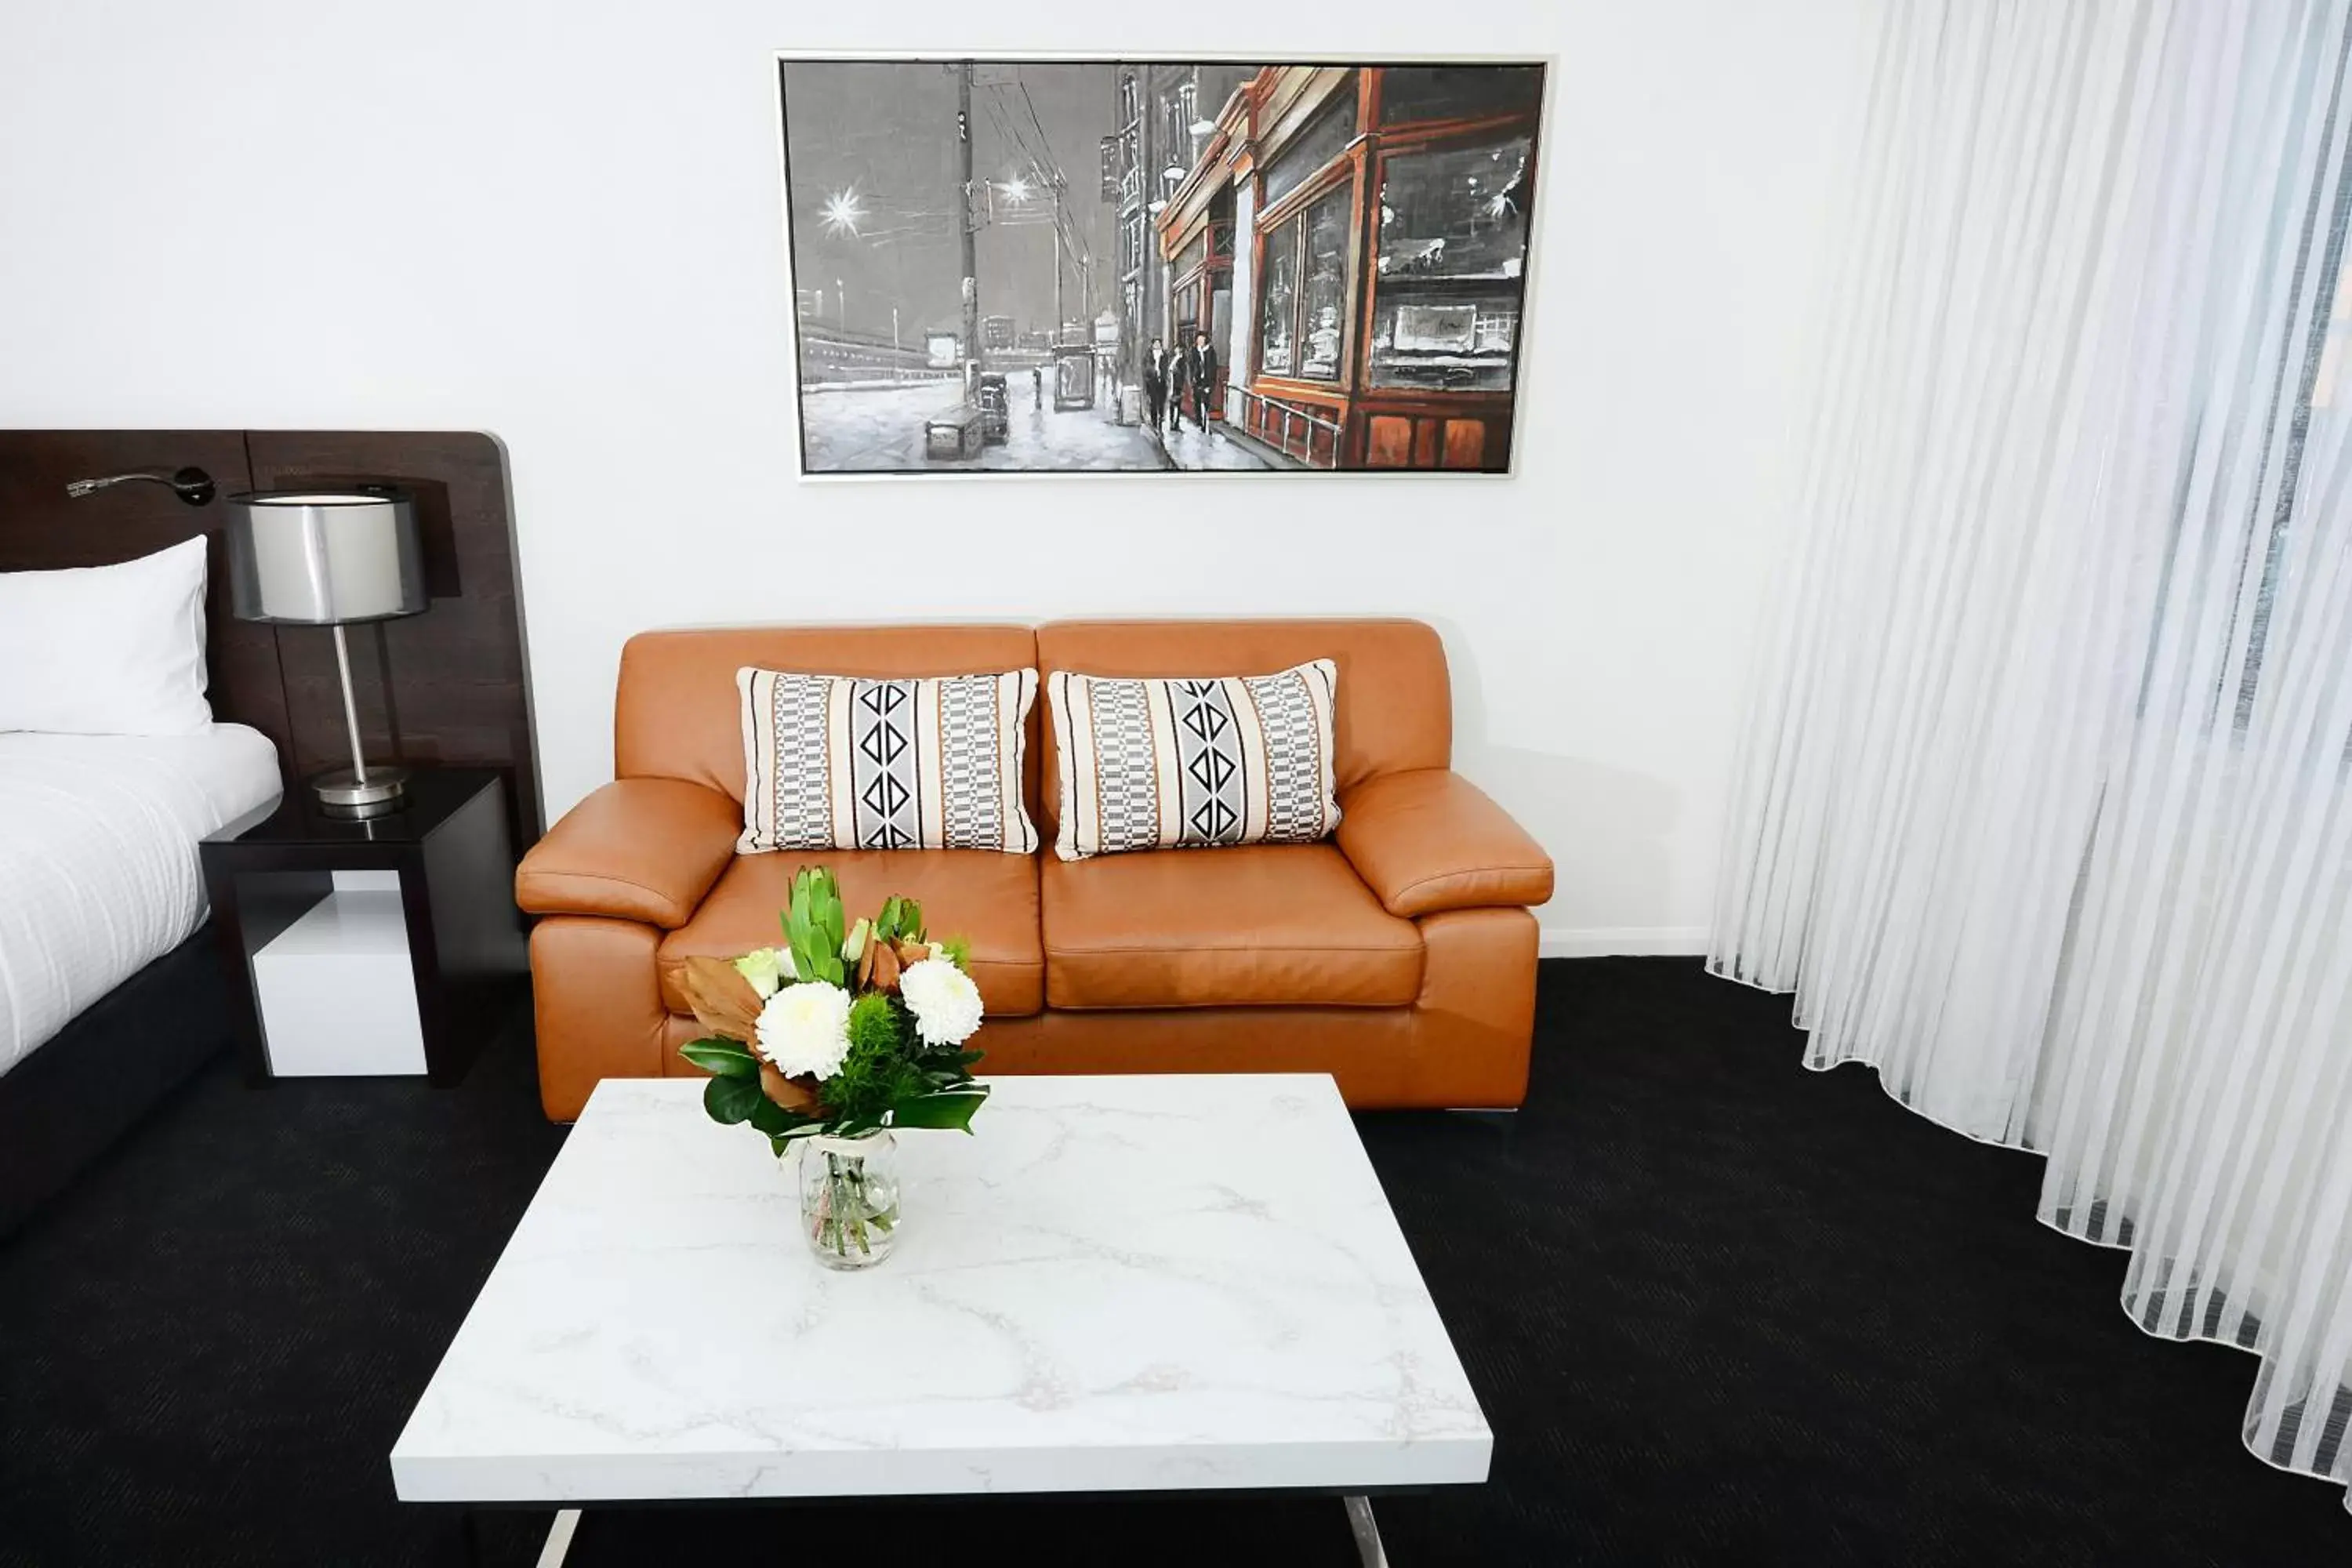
left=310, top=765, right=410, bottom=818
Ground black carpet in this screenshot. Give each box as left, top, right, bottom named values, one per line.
left=2, top=959, right=2344, bottom=1566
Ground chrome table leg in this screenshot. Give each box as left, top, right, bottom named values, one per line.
left=1344, top=1494, right=1388, bottom=1567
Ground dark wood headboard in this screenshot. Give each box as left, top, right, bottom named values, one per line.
left=0, top=430, right=539, bottom=840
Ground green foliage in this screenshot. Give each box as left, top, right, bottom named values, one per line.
left=845, top=990, right=902, bottom=1058
left=748, top=1097, right=822, bottom=1138
left=782, top=865, right=847, bottom=985
left=938, top=935, right=971, bottom=971
left=889, top=1090, right=988, bottom=1132
left=703, top=1074, right=767, bottom=1125
left=678, top=1038, right=758, bottom=1079
left=873, top=895, right=926, bottom=946
left=822, top=993, right=929, bottom=1124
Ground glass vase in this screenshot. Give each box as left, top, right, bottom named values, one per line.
left=797, top=1131, right=899, bottom=1269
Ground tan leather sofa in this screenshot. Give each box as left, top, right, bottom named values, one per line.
left=516, top=619, right=1554, bottom=1121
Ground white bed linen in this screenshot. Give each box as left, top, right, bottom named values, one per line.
left=0, top=724, right=283, bottom=1073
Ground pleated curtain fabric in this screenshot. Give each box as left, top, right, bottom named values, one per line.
left=1712, top=1, right=2352, bottom=1508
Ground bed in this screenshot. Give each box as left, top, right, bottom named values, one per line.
left=0, top=726, right=284, bottom=1072
left=0, top=728, right=284, bottom=1233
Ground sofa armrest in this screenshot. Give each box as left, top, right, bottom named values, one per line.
left=1336, top=768, right=1553, bottom=918
left=515, top=778, right=740, bottom=929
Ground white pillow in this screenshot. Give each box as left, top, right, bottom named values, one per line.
left=0, top=537, right=212, bottom=735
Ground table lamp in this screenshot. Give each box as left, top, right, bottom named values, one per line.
left=224, top=488, right=427, bottom=817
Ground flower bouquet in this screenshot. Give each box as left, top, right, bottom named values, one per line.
left=674, top=866, right=988, bottom=1268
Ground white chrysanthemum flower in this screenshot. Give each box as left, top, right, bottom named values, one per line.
left=899, top=957, right=984, bottom=1047
left=755, top=981, right=852, bottom=1080
left=734, top=946, right=794, bottom=999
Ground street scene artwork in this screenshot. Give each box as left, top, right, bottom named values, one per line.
left=777, top=59, right=1544, bottom=474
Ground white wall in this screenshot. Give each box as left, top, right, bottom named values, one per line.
left=0, top=0, right=1869, bottom=955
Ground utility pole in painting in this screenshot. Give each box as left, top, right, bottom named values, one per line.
left=957, top=60, right=982, bottom=388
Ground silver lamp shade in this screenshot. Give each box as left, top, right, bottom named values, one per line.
left=224, top=489, right=428, bottom=817
left=225, top=490, right=426, bottom=623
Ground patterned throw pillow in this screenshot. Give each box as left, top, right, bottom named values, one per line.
left=1046, top=659, right=1341, bottom=861
left=736, top=668, right=1039, bottom=854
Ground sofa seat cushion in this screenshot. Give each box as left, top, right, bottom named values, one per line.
left=659, top=850, right=1044, bottom=1018
left=1041, top=844, right=1423, bottom=1009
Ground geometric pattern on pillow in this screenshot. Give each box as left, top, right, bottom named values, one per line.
left=1046, top=659, right=1340, bottom=861
left=736, top=667, right=1039, bottom=854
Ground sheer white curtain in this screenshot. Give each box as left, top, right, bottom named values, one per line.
left=1713, top=0, right=2352, bottom=1507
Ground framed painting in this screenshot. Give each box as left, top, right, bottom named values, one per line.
left=776, top=57, right=1546, bottom=476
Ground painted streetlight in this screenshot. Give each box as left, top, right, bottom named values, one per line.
left=821, top=189, right=863, bottom=238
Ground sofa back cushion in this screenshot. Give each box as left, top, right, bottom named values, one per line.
left=1034, top=619, right=1450, bottom=841
left=616, top=626, right=1040, bottom=809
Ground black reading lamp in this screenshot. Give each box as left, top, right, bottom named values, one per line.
left=64, top=467, right=217, bottom=506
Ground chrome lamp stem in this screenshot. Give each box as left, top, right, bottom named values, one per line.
left=331, top=622, right=371, bottom=789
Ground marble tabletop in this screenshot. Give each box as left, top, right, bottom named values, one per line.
left=390, top=1073, right=1491, bottom=1503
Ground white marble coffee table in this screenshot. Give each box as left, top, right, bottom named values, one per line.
left=391, top=1073, right=1490, bottom=1562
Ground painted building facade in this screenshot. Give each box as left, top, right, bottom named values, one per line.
left=1156, top=64, right=1542, bottom=469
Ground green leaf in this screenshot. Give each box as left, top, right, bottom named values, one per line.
left=788, top=924, right=830, bottom=988
left=873, top=895, right=927, bottom=946
left=782, top=867, right=848, bottom=988
left=677, top=1038, right=760, bottom=1079
left=703, top=1073, right=767, bottom=1126
left=890, top=1089, right=989, bottom=1132
left=939, top=935, right=971, bottom=971
left=796, top=866, right=832, bottom=936
left=748, top=1097, right=822, bottom=1137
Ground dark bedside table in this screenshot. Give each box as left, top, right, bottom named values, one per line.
left=201, top=767, right=529, bottom=1086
